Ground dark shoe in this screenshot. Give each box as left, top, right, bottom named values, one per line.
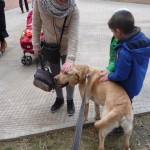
left=109, top=126, right=124, bottom=135
left=22, top=10, right=24, bottom=13
left=51, top=97, right=64, bottom=113
left=27, top=10, right=29, bottom=12
left=67, top=99, right=75, bottom=116
left=1, top=40, right=7, bottom=53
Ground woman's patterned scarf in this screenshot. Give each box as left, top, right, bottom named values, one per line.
left=40, top=0, right=76, bottom=18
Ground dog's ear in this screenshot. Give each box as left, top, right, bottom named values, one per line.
left=74, top=64, right=89, bottom=81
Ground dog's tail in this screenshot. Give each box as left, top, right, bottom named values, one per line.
left=94, top=109, right=121, bottom=129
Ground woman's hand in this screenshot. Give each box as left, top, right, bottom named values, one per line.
left=61, top=60, right=74, bottom=73
left=34, top=50, right=41, bottom=58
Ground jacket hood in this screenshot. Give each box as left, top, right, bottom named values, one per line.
left=116, top=31, right=150, bottom=57
left=119, top=26, right=141, bottom=42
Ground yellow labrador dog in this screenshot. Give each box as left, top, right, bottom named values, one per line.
left=54, top=64, right=133, bottom=150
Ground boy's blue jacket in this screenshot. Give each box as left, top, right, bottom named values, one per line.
left=108, top=28, right=150, bottom=98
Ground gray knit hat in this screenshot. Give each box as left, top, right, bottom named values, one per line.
left=40, top=0, right=76, bottom=18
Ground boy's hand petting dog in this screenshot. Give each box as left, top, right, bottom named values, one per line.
left=61, top=60, right=74, bottom=73
left=98, top=70, right=109, bottom=83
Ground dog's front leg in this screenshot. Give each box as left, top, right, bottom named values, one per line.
left=84, top=102, right=89, bottom=122
left=94, top=103, right=100, bottom=120
left=98, top=130, right=105, bottom=150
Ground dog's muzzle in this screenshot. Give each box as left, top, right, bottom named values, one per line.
left=57, top=82, right=69, bottom=88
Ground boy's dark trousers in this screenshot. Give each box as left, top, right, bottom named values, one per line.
left=19, top=0, right=29, bottom=12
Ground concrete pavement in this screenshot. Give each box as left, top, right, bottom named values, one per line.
left=5, top=0, right=32, bottom=10
left=0, top=0, right=150, bottom=140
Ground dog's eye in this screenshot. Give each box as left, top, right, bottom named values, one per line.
left=64, top=72, right=69, bottom=75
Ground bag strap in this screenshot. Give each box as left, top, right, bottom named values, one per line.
left=39, top=55, right=45, bottom=69
left=59, top=16, right=68, bottom=45
left=36, top=55, right=45, bottom=70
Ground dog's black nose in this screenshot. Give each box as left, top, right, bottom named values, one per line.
left=54, top=77, right=58, bottom=82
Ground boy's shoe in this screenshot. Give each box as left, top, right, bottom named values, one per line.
left=27, top=10, right=29, bottom=12
left=67, top=99, right=75, bottom=116
left=22, top=10, right=24, bottom=13
left=51, top=97, right=64, bottom=113
left=109, top=126, right=124, bottom=135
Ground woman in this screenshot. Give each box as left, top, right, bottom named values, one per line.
left=0, top=0, right=9, bottom=57
left=32, top=0, right=79, bottom=116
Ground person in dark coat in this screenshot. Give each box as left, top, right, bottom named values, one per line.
left=0, top=0, right=9, bottom=57
left=19, top=0, right=29, bottom=13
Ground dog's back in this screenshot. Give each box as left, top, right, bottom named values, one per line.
left=87, top=68, right=131, bottom=106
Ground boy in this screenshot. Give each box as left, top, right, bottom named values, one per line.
left=99, top=10, right=150, bottom=133
left=100, top=9, right=130, bottom=76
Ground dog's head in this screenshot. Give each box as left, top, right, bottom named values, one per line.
left=54, top=64, right=89, bottom=88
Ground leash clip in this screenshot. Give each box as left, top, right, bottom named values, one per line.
left=84, top=73, right=90, bottom=79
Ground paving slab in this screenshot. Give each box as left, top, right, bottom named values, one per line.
left=0, top=0, right=150, bottom=140
left=107, top=0, right=150, bottom=5
left=5, top=0, right=32, bottom=10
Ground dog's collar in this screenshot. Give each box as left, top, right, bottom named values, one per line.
left=83, top=73, right=90, bottom=79
left=78, top=73, right=90, bottom=82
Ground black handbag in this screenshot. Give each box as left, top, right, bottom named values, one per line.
left=33, top=55, right=55, bottom=92
left=42, top=17, right=67, bottom=64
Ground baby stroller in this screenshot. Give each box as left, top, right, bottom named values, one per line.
left=20, top=10, right=44, bottom=65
